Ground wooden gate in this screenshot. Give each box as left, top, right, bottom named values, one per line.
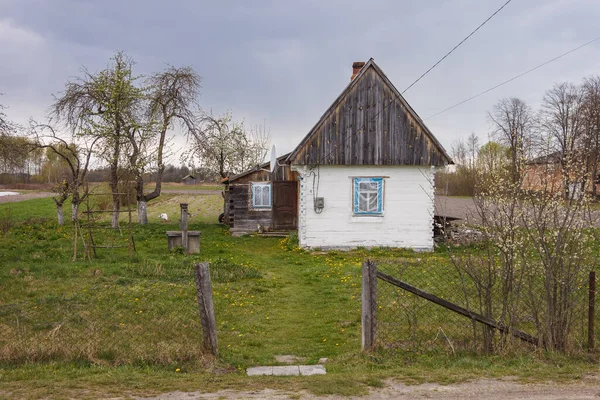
left=272, top=181, right=298, bottom=230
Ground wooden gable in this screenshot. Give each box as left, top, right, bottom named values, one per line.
left=287, top=59, right=452, bottom=167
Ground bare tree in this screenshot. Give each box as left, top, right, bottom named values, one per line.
left=466, top=133, right=480, bottom=170
left=129, top=66, right=201, bottom=224
left=539, top=82, right=586, bottom=199
left=581, top=76, right=600, bottom=198
left=450, top=138, right=468, bottom=167
left=30, top=122, right=98, bottom=224
left=488, top=98, right=533, bottom=186
left=190, top=111, right=270, bottom=178
left=52, top=52, right=143, bottom=228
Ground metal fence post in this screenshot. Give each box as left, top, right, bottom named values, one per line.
left=194, top=262, right=218, bottom=355
left=362, top=260, right=377, bottom=351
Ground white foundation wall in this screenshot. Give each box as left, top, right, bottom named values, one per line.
left=294, top=165, right=435, bottom=250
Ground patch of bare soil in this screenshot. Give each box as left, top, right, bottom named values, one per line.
left=133, top=376, right=600, bottom=400
left=0, top=192, right=54, bottom=204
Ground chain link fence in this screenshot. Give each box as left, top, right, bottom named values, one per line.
left=363, top=259, right=597, bottom=354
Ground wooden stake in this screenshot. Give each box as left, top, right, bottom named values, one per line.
left=181, top=203, right=189, bottom=254
left=194, top=262, right=218, bottom=355
left=362, top=260, right=377, bottom=351
left=589, top=270, right=596, bottom=352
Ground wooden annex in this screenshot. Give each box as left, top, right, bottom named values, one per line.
left=222, top=154, right=299, bottom=236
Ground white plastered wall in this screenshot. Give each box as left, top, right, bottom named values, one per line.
left=293, top=165, right=435, bottom=250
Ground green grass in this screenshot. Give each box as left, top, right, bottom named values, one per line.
left=0, top=195, right=599, bottom=399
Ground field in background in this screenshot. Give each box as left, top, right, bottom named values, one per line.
left=1, top=194, right=599, bottom=398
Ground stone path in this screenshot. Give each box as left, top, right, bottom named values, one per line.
left=247, top=365, right=326, bottom=376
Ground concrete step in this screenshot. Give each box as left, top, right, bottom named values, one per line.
left=247, top=365, right=326, bottom=376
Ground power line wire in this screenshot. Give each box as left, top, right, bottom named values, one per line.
left=424, top=34, right=600, bottom=120
left=402, top=0, right=513, bottom=94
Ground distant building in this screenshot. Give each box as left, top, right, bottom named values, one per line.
left=182, top=174, right=197, bottom=185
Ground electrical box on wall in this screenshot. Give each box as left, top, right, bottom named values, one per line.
left=314, top=197, right=324, bottom=213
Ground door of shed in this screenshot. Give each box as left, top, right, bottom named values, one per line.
left=272, top=181, right=298, bottom=230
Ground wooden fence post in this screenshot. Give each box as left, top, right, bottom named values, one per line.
left=180, top=203, right=189, bottom=254
left=362, top=259, right=377, bottom=351
left=589, top=270, right=595, bottom=352
left=194, top=262, right=218, bottom=355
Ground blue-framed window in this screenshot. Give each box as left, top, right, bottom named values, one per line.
left=353, top=178, right=383, bottom=215
left=252, top=182, right=272, bottom=208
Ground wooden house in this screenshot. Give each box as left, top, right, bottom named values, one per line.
left=223, top=59, right=452, bottom=250
left=222, top=153, right=298, bottom=236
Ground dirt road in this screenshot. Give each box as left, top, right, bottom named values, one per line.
left=0, top=191, right=54, bottom=204
left=435, top=195, right=478, bottom=221
left=136, top=376, right=600, bottom=399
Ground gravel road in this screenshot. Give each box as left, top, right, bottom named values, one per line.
left=135, top=376, right=600, bottom=399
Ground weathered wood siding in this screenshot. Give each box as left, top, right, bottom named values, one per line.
left=227, top=184, right=272, bottom=234
left=229, top=164, right=297, bottom=184
left=295, top=165, right=435, bottom=250
left=289, top=66, right=449, bottom=167
left=225, top=163, right=298, bottom=234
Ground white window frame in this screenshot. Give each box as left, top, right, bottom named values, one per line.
left=353, top=177, right=384, bottom=215
left=251, top=182, right=272, bottom=209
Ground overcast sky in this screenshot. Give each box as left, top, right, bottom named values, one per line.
left=1, top=0, right=599, bottom=164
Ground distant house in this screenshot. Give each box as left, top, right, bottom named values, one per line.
left=182, top=174, right=197, bottom=185
left=222, top=59, right=452, bottom=250
left=524, top=151, right=598, bottom=198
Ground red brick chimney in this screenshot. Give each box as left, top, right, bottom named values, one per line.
left=351, top=61, right=365, bottom=80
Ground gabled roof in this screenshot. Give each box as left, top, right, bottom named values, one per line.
left=225, top=152, right=291, bottom=183
left=287, top=58, right=452, bottom=167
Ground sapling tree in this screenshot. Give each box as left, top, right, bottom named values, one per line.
left=30, top=122, right=98, bottom=224
left=451, top=93, right=594, bottom=352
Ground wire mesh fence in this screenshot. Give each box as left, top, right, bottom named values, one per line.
left=365, top=259, right=597, bottom=355
left=0, top=269, right=205, bottom=365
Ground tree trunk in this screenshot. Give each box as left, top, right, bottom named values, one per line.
left=57, top=204, right=64, bottom=226
left=71, top=202, right=79, bottom=222
left=111, top=197, right=120, bottom=229
left=138, top=200, right=148, bottom=224
left=110, top=166, right=120, bottom=229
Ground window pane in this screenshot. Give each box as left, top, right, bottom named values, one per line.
left=354, top=178, right=382, bottom=214
left=358, top=192, right=368, bottom=211
left=253, top=183, right=271, bottom=207
left=359, top=182, right=378, bottom=191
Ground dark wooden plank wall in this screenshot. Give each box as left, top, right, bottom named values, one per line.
left=227, top=184, right=272, bottom=230
left=226, top=164, right=298, bottom=231
left=290, top=68, right=447, bottom=167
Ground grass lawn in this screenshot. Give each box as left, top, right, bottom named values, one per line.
left=0, top=195, right=599, bottom=399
